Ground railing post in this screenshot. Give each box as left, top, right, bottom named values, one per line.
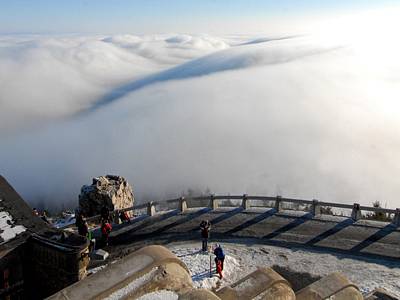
left=392, top=208, right=400, bottom=227
left=351, top=203, right=362, bottom=221
left=275, top=195, right=282, bottom=212
left=242, top=194, right=250, bottom=210
left=311, top=199, right=321, bottom=216
left=210, top=194, right=218, bottom=210
left=179, top=197, right=187, bottom=213
left=147, top=201, right=156, bottom=216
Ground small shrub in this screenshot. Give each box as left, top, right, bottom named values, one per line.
left=365, top=201, right=391, bottom=222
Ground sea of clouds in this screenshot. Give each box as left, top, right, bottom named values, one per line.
left=1, top=28, right=400, bottom=210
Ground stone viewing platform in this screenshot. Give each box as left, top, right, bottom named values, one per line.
left=104, top=196, right=400, bottom=261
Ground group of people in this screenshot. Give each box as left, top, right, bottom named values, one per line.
left=76, top=206, right=132, bottom=246
left=200, top=219, right=225, bottom=279
left=32, top=208, right=50, bottom=224
left=34, top=206, right=224, bottom=278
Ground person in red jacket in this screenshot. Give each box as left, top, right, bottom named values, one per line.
left=119, top=210, right=131, bottom=224
left=101, top=220, right=112, bottom=246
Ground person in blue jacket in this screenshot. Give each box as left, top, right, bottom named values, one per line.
left=214, top=244, right=225, bottom=279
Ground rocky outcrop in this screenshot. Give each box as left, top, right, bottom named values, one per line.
left=79, top=175, right=134, bottom=217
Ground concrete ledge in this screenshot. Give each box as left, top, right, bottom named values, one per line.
left=296, top=272, right=363, bottom=300
left=46, top=245, right=191, bottom=300
left=179, top=289, right=221, bottom=300
left=216, top=267, right=294, bottom=300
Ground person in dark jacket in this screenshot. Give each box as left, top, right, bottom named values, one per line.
left=32, top=208, right=39, bottom=216
left=76, top=212, right=89, bottom=237
left=40, top=210, right=50, bottom=224
left=101, top=206, right=111, bottom=223
left=200, top=220, right=211, bottom=251
left=214, top=244, right=225, bottom=279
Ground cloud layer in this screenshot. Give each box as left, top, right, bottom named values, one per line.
left=1, top=31, right=400, bottom=210
left=0, top=34, right=229, bottom=134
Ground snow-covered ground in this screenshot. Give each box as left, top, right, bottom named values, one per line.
left=52, top=212, right=76, bottom=229
left=137, top=290, right=178, bottom=300
left=0, top=211, right=26, bottom=242
left=104, top=268, right=158, bottom=300
left=168, top=241, right=400, bottom=296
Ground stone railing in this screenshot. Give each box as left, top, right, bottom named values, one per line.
left=65, top=195, right=400, bottom=228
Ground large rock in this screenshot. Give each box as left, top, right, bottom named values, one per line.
left=79, top=175, right=134, bottom=217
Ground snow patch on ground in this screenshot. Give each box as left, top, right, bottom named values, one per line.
left=87, top=264, right=107, bottom=275
left=104, top=267, right=158, bottom=300
left=172, top=246, right=240, bottom=290
left=169, top=242, right=400, bottom=296
left=52, top=213, right=76, bottom=229
left=137, top=290, right=178, bottom=300
left=0, top=211, right=26, bottom=242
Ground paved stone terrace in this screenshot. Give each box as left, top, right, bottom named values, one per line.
left=105, top=207, right=400, bottom=260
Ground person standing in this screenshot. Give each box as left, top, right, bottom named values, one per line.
left=200, top=220, right=211, bottom=252
left=101, top=206, right=111, bottom=223
left=119, top=210, right=131, bottom=223
left=40, top=210, right=50, bottom=224
left=214, top=244, right=225, bottom=279
left=76, top=212, right=89, bottom=237
left=101, top=219, right=112, bottom=246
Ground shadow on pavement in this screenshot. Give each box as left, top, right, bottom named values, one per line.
left=150, top=208, right=212, bottom=236
left=225, top=208, right=277, bottom=235
left=305, top=218, right=355, bottom=246
left=263, top=213, right=313, bottom=240
left=351, top=224, right=397, bottom=252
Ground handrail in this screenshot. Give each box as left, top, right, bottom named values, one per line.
left=185, top=195, right=397, bottom=215
left=165, top=198, right=181, bottom=204
left=318, top=201, right=354, bottom=210
left=59, top=194, right=400, bottom=229
left=359, top=205, right=397, bottom=214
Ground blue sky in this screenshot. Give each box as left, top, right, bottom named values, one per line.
left=0, top=0, right=398, bottom=34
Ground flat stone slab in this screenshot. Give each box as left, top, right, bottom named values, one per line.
left=91, top=249, right=109, bottom=261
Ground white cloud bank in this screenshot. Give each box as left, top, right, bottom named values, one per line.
left=0, top=34, right=229, bottom=134
left=1, top=11, right=400, bottom=209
